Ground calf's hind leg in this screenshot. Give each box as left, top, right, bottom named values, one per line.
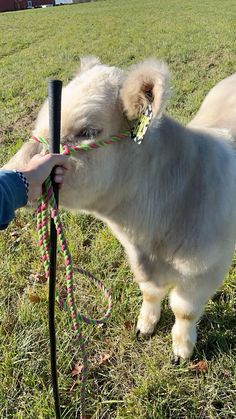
left=136, top=281, right=167, bottom=336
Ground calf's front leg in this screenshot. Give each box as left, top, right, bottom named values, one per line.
left=169, top=285, right=209, bottom=361
left=136, top=281, right=167, bottom=336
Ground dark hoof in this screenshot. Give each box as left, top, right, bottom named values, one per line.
left=136, top=329, right=153, bottom=341
left=136, top=329, right=141, bottom=339
left=136, top=329, right=145, bottom=341
left=170, top=353, right=181, bottom=365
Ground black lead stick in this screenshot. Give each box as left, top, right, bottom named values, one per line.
left=48, top=79, right=62, bottom=419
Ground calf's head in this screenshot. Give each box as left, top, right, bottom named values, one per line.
left=34, top=56, right=169, bottom=143
left=6, top=57, right=169, bottom=213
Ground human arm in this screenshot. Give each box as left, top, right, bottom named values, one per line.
left=0, top=153, right=69, bottom=230
left=0, top=170, right=28, bottom=230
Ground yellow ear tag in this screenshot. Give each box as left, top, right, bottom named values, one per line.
left=131, top=104, right=153, bottom=144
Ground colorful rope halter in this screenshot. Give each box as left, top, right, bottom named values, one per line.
left=32, top=131, right=130, bottom=155
left=34, top=131, right=130, bottom=418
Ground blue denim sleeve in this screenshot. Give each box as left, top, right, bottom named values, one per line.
left=0, top=170, right=28, bottom=230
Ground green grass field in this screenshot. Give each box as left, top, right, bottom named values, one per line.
left=0, top=0, right=236, bottom=417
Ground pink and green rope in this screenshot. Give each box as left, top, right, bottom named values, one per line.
left=34, top=131, right=130, bottom=418
left=31, top=130, right=130, bottom=155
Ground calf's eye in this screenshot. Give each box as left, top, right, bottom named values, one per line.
left=76, top=128, right=102, bottom=139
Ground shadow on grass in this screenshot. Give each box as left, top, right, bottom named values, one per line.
left=196, top=309, right=236, bottom=360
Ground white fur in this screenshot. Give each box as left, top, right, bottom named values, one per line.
left=4, top=57, right=236, bottom=359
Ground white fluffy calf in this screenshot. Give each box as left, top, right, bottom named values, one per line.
left=5, top=57, right=236, bottom=361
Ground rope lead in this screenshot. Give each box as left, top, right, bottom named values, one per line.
left=34, top=129, right=130, bottom=417
left=36, top=176, right=112, bottom=418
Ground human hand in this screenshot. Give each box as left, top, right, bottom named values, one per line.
left=22, top=153, right=69, bottom=201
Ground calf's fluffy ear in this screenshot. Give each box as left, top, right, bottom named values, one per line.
left=79, top=56, right=101, bottom=72
left=120, top=58, right=170, bottom=120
